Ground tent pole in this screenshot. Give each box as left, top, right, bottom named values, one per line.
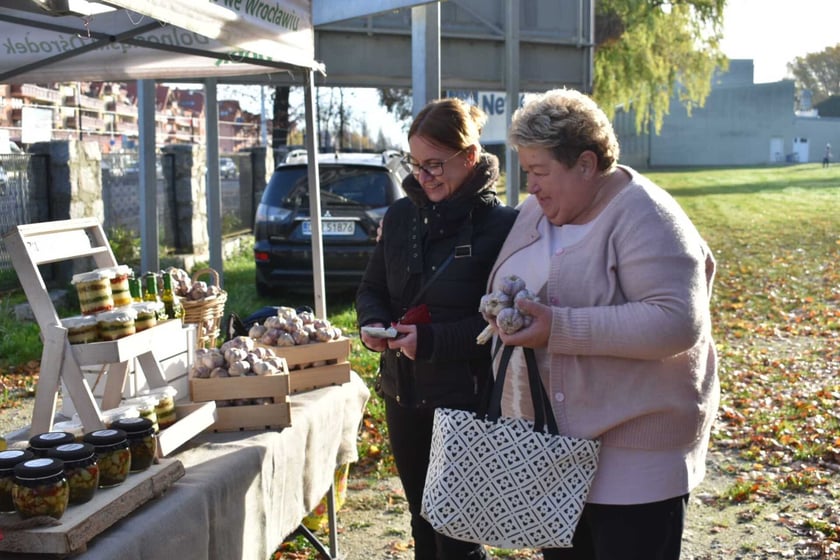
left=139, top=79, right=159, bottom=275
left=205, top=78, right=223, bottom=278
left=304, top=69, right=327, bottom=319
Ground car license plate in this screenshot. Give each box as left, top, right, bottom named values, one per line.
left=302, top=220, right=354, bottom=235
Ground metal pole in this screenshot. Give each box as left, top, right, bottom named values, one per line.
left=504, top=0, right=520, bottom=207
left=411, top=2, right=440, bottom=116
left=304, top=69, right=327, bottom=320
left=138, top=79, right=159, bottom=274
left=205, top=78, right=223, bottom=278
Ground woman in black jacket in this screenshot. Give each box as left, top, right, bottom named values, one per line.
left=355, top=98, right=517, bottom=560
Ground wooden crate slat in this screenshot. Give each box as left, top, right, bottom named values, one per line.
left=190, top=373, right=290, bottom=402
left=257, top=338, right=351, bottom=368
left=212, top=401, right=292, bottom=431
left=289, top=362, right=351, bottom=394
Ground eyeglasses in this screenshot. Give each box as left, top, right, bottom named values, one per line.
left=401, top=149, right=464, bottom=177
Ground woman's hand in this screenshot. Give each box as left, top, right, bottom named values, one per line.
left=388, top=323, right=418, bottom=360
left=498, top=298, right=552, bottom=349
left=360, top=322, right=389, bottom=352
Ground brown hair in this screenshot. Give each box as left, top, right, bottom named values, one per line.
left=408, top=98, right=487, bottom=152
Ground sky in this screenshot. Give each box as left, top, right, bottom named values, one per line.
left=720, top=0, right=840, bottom=83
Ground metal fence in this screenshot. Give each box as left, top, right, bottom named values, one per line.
left=0, top=153, right=37, bottom=271
left=0, top=149, right=260, bottom=273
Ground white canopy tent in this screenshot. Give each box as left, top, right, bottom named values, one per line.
left=0, top=0, right=331, bottom=316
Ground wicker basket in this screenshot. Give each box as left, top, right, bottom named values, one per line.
left=182, top=268, right=227, bottom=348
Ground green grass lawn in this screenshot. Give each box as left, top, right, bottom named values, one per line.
left=1, top=163, right=838, bottom=498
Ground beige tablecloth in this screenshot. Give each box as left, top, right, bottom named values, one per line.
left=25, top=371, right=370, bottom=560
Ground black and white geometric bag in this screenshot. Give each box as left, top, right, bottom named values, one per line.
left=421, top=345, right=601, bottom=550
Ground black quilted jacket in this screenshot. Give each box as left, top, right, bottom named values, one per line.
left=355, top=153, right=517, bottom=408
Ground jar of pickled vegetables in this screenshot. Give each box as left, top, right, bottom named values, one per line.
left=145, top=386, right=178, bottom=430
left=12, top=458, right=70, bottom=520
left=48, top=443, right=99, bottom=504
left=28, top=431, right=76, bottom=458
left=98, top=265, right=133, bottom=307
left=111, top=417, right=157, bottom=472
left=61, top=315, right=99, bottom=344
left=131, top=302, right=159, bottom=332
left=96, top=307, right=137, bottom=341
left=0, top=449, right=35, bottom=514
left=72, top=270, right=115, bottom=315
left=122, top=395, right=160, bottom=433
left=52, top=419, right=86, bottom=442
left=83, top=429, right=131, bottom=488
left=100, top=404, right=140, bottom=428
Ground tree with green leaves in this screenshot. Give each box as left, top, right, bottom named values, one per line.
left=788, top=44, right=840, bottom=107
left=594, top=0, right=727, bottom=133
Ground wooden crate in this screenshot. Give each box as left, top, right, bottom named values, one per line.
left=0, top=459, right=184, bottom=555
left=257, top=337, right=352, bottom=394
left=190, top=371, right=291, bottom=431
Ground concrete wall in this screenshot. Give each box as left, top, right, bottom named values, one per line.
left=650, top=81, right=795, bottom=167
left=615, top=59, right=840, bottom=168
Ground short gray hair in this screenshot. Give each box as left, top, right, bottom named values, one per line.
left=508, top=88, right=619, bottom=172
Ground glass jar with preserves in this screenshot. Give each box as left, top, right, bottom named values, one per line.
left=122, top=395, right=160, bottom=433
left=48, top=443, right=99, bottom=504
left=131, top=302, right=159, bottom=332
left=12, top=458, right=70, bottom=520
left=83, top=429, right=131, bottom=488
left=96, top=307, right=137, bottom=341
left=100, top=404, right=140, bottom=428
left=28, top=431, right=76, bottom=458
left=145, top=386, right=178, bottom=430
left=98, top=265, right=133, bottom=307
left=52, top=419, right=86, bottom=442
left=71, top=270, right=115, bottom=315
left=0, top=449, right=35, bottom=514
left=111, top=417, right=157, bottom=472
left=61, top=315, right=99, bottom=344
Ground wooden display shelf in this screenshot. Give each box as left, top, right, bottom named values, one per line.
left=157, top=401, right=218, bottom=457
left=0, top=459, right=185, bottom=556
left=3, top=219, right=207, bottom=458
left=69, top=319, right=184, bottom=366
left=190, top=370, right=291, bottom=432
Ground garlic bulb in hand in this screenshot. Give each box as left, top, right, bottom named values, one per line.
left=476, top=275, right=539, bottom=344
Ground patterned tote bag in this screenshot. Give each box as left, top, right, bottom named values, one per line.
left=421, top=344, right=601, bottom=549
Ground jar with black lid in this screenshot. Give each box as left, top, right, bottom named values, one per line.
left=12, top=457, right=70, bottom=520
left=28, top=431, right=76, bottom=457
left=111, top=417, right=157, bottom=472
left=48, top=443, right=99, bottom=504
left=83, top=429, right=131, bottom=488
left=0, top=449, right=35, bottom=513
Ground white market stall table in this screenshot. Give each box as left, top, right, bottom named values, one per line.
left=2, top=372, right=370, bottom=559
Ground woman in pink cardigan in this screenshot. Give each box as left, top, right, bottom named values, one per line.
left=488, top=88, right=719, bottom=560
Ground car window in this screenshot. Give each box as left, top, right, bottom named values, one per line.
left=264, top=165, right=392, bottom=209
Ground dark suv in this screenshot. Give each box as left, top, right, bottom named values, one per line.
left=254, top=150, right=407, bottom=294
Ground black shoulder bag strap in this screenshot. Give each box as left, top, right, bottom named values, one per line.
left=484, top=344, right=559, bottom=436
